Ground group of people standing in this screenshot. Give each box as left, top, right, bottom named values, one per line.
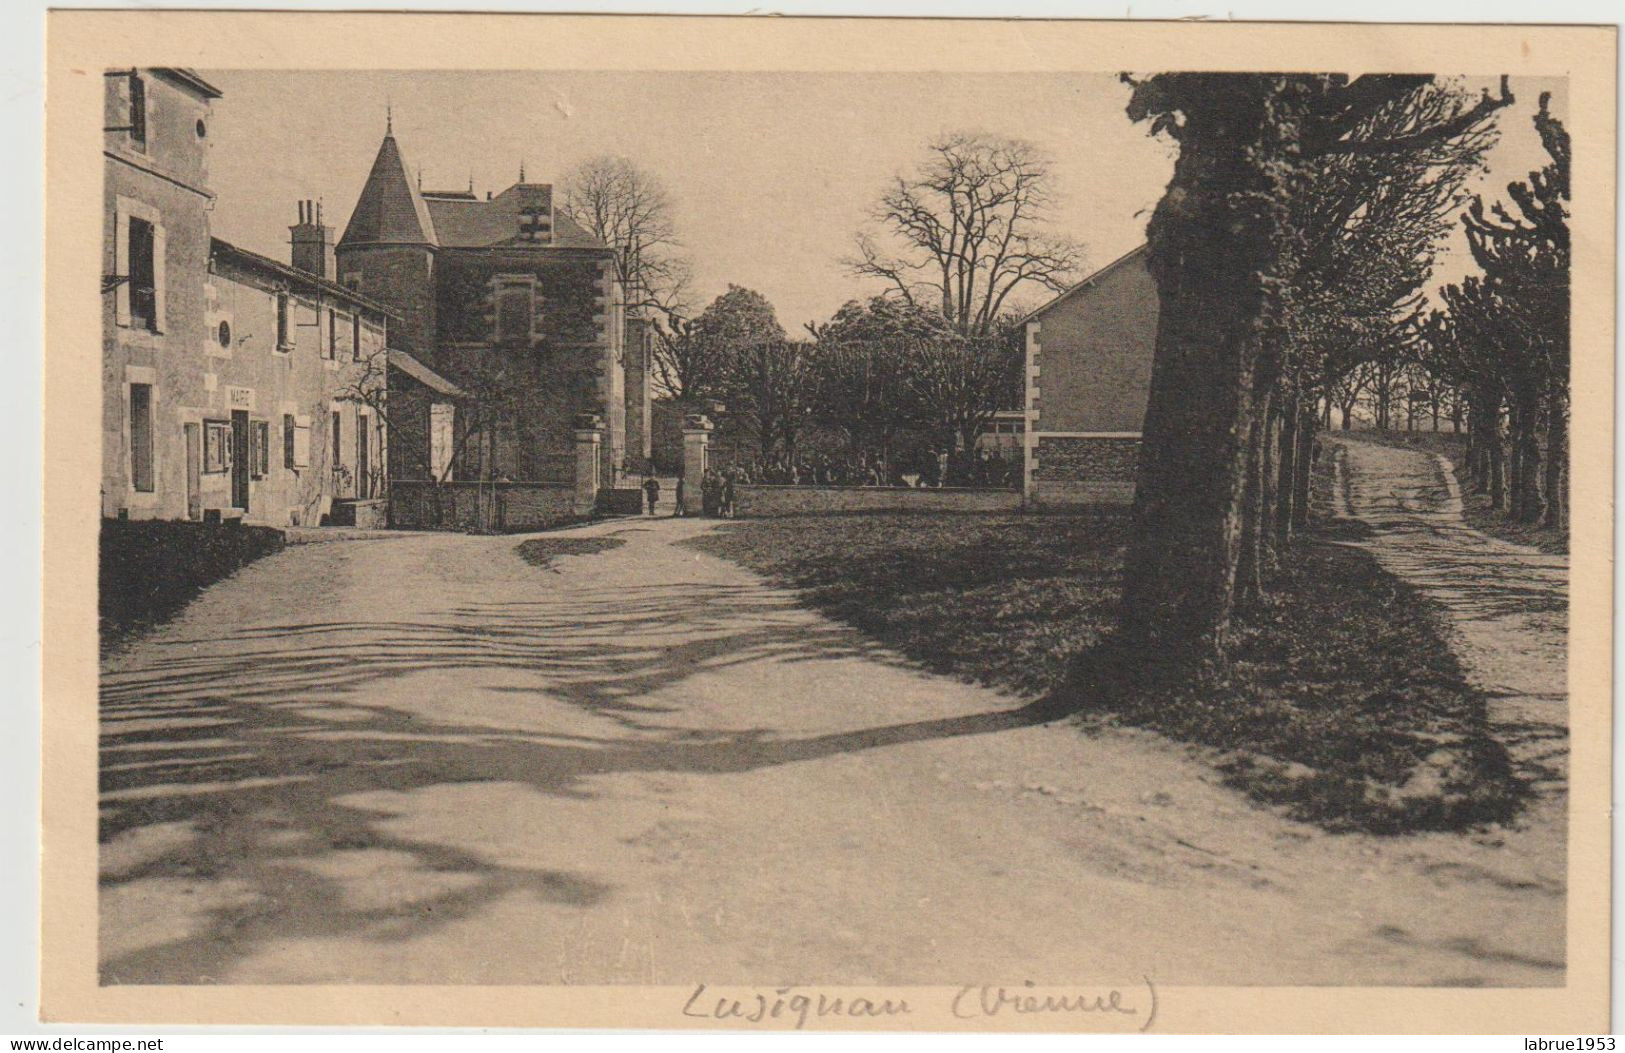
left=636, top=469, right=735, bottom=517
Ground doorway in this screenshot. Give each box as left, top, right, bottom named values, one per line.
left=230, top=409, right=250, bottom=512
left=356, top=412, right=371, bottom=498
left=184, top=422, right=202, bottom=520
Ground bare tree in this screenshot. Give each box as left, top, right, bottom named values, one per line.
left=850, top=132, right=1084, bottom=336
left=559, top=155, right=690, bottom=317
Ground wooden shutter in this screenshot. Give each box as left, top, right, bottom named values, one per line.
left=128, top=384, right=154, bottom=492
left=150, top=223, right=167, bottom=334
left=113, top=209, right=130, bottom=326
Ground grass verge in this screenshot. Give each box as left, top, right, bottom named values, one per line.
left=517, top=535, right=626, bottom=570
left=686, top=507, right=1522, bottom=834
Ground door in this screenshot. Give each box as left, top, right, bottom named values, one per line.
left=230, top=409, right=250, bottom=511
left=184, top=422, right=202, bottom=521
left=356, top=412, right=371, bottom=498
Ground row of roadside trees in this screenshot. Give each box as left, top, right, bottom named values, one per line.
left=1116, top=73, right=1569, bottom=669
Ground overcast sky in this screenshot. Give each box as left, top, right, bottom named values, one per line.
left=199, top=70, right=1564, bottom=328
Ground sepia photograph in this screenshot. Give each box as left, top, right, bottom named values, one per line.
left=40, top=10, right=1613, bottom=1034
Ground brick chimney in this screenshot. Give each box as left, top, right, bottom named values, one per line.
left=290, top=199, right=336, bottom=279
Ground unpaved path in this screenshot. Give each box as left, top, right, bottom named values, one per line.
left=1331, top=437, right=1569, bottom=809
left=101, top=503, right=1565, bottom=988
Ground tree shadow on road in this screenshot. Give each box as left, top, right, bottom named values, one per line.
left=98, top=567, right=1061, bottom=984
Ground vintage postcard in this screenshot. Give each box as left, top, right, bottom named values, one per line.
left=41, top=11, right=1614, bottom=1033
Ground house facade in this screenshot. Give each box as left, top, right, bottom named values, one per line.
left=1022, top=244, right=1157, bottom=507
left=103, top=68, right=396, bottom=528
left=334, top=129, right=648, bottom=486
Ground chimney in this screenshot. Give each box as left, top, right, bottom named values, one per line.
left=290, top=198, right=336, bottom=279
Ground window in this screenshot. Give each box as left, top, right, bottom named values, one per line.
left=331, top=411, right=343, bottom=470
left=203, top=420, right=232, bottom=474
left=128, top=384, right=154, bottom=493
left=128, top=74, right=146, bottom=149
left=250, top=420, right=269, bottom=479
left=128, top=216, right=157, bottom=332
left=326, top=308, right=337, bottom=360
left=495, top=282, right=533, bottom=344
left=217, top=320, right=232, bottom=348
left=284, top=413, right=311, bottom=468
left=352, top=313, right=363, bottom=361
left=275, top=292, right=290, bottom=350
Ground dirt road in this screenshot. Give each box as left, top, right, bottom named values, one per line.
left=101, top=477, right=1566, bottom=987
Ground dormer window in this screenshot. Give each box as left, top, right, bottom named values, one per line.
left=518, top=204, right=552, bottom=244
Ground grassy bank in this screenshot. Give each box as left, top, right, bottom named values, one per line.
left=100, top=519, right=287, bottom=652
left=1349, top=428, right=1568, bottom=556
left=686, top=507, right=1521, bottom=834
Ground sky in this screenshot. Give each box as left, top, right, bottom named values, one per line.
left=198, top=70, right=1564, bottom=329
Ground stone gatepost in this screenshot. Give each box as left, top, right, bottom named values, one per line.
left=574, top=413, right=604, bottom=517
left=681, top=414, right=712, bottom=515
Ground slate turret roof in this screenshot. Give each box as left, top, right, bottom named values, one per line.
left=339, top=132, right=438, bottom=249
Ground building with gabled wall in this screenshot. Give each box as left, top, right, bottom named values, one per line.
left=103, top=67, right=398, bottom=529
left=334, top=127, right=647, bottom=487
left=1021, top=244, right=1157, bottom=507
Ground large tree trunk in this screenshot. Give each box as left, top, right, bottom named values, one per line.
left=1542, top=393, right=1566, bottom=531
left=1273, top=389, right=1299, bottom=549
left=1119, top=83, right=1282, bottom=659
left=1487, top=413, right=1506, bottom=511
left=1235, top=393, right=1271, bottom=612
left=1291, top=404, right=1315, bottom=531
left=1517, top=401, right=1544, bottom=524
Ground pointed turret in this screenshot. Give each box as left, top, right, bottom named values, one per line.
left=339, top=129, right=438, bottom=248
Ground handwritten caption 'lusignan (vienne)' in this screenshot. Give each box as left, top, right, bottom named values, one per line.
left=681, top=978, right=1158, bottom=1032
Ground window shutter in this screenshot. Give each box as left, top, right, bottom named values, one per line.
left=283, top=414, right=295, bottom=469
left=150, top=223, right=167, bottom=334
left=113, top=209, right=130, bottom=326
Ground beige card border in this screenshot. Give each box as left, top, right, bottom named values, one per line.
left=42, top=12, right=1616, bottom=1032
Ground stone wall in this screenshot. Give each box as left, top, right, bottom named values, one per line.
left=1032, top=435, right=1139, bottom=506
left=734, top=484, right=1020, bottom=518
left=389, top=480, right=576, bottom=532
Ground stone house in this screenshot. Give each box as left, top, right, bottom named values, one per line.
left=103, top=68, right=396, bottom=528
left=1021, top=244, right=1156, bottom=506
left=334, top=128, right=650, bottom=487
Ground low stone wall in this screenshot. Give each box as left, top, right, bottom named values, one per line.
left=597, top=488, right=644, bottom=516
left=389, top=480, right=576, bottom=532
left=1032, top=435, right=1140, bottom=506
left=733, top=484, right=1021, bottom=517
left=101, top=518, right=286, bottom=641
left=329, top=498, right=389, bottom=530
